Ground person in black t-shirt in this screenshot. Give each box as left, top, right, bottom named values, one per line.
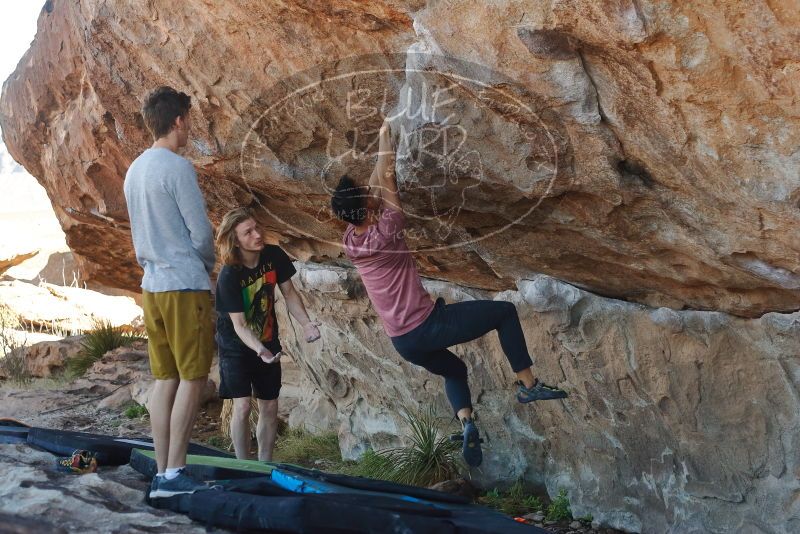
left=215, top=208, right=320, bottom=461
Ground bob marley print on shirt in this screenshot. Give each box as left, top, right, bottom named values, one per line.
left=215, top=245, right=296, bottom=357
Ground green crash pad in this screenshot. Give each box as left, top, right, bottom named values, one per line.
left=130, top=448, right=276, bottom=480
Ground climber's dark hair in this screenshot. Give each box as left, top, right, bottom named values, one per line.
left=141, top=86, right=191, bottom=140
left=331, top=175, right=368, bottom=225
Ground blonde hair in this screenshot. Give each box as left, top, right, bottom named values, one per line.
left=216, top=207, right=255, bottom=266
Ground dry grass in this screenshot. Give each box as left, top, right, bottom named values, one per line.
left=218, top=400, right=343, bottom=466
left=0, top=307, right=31, bottom=385
left=273, top=427, right=342, bottom=466
left=220, top=398, right=260, bottom=440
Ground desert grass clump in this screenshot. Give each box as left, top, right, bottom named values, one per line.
left=220, top=400, right=341, bottom=465
left=356, top=406, right=461, bottom=487
left=273, top=426, right=342, bottom=466
left=545, top=488, right=573, bottom=521
left=65, top=320, right=138, bottom=378
left=123, top=401, right=149, bottom=419
left=206, top=435, right=232, bottom=450
left=480, top=480, right=544, bottom=516
left=0, top=308, right=31, bottom=385
left=220, top=398, right=259, bottom=441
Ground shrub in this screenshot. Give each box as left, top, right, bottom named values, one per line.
left=480, top=480, right=544, bottom=516
left=220, top=400, right=339, bottom=465
left=346, top=448, right=395, bottom=479
left=207, top=435, right=232, bottom=451
left=545, top=488, right=573, bottom=521
left=65, top=320, right=138, bottom=378
left=357, top=407, right=460, bottom=487
left=0, top=309, right=31, bottom=385
left=123, top=402, right=148, bottom=419
left=0, top=346, right=30, bottom=385
left=273, top=426, right=342, bottom=466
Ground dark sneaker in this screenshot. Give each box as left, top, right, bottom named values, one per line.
left=517, top=380, right=568, bottom=403
left=460, top=419, right=483, bottom=467
left=149, top=471, right=214, bottom=498
left=148, top=476, right=160, bottom=499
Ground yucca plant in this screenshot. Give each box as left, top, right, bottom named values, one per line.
left=65, top=320, right=138, bottom=378
left=358, top=406, right=461, bottom=487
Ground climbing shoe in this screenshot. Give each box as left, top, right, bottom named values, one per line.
left=452, top=418, right=483, bottom=467
left=517, top=380, right=568, bottom=403
left=55, top=449, right=98, bottom=474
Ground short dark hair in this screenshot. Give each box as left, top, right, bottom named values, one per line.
left=331, top=175, right=368, bottom=225
left=141, top=86, right=191, bottom=139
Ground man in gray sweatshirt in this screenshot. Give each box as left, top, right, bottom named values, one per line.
left=124, top=86, right=216, bottom=498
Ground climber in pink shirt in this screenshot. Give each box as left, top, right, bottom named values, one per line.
left=330, top=119, right=568, bottom=467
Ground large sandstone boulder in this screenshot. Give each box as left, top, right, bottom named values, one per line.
left=1, top=2, right=799, bottom=533
left=0, top=280, right=142, bottom=333
left=0, top=251, right=38, bottom=277
left=17, top=335, right=84, bottom=378
left=85, top=342, right=217, bottom=410
left=1, top=1, right=798, bottom=316
left=277, top=262, right=800, bottom=533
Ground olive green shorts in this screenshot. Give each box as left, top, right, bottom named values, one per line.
left=142, top=290, right=214, bottom=380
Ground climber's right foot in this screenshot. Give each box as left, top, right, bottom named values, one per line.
left=458, top=418, right=483, bottom=467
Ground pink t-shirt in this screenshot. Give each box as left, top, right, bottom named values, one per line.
left=343, top=207, right=435, bottom=337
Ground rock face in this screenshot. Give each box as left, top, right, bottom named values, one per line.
left=0, top=443, right=224, bottom=533
left=14, top=336, right=84, bottom=378
left=0, top=251, right=38, bottom=277
left=1, top=1, right=799, bottom=316
left=83, top=341, right=217, bottom=411
left=277, top=262, right=800, bottom=534
left=0, top=280, right=142, bottom=333
left=1, top=1, right=800, bottom=533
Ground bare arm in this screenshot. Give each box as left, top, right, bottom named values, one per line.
left=371, top=121, right=401, bottom=212
left=229, top=312, right=277, bottom=362
left=279, top=279, right=321, bottom=342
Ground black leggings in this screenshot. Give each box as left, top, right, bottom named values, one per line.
left=391, top=298, right=533, bottom=414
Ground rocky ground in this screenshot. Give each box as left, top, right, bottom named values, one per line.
left=0, top=363, right=623, bottom=534
left=0, top=370, right=227, bottom=534
left=0, top=442, right=229, bottom=534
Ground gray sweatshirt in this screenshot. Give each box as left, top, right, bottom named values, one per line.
left=124, top=147, right=215, bottom=292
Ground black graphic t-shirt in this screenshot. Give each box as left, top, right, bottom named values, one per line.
left=215, top=245, right=296, bottom=357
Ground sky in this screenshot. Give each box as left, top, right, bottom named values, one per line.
left=0, top=1, right=43, bottom=145
left=0, top=0, right=41, bottom=159
left=0, top=2, right=62, bottom=238
left=0, top=2, right=42, bottom=86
